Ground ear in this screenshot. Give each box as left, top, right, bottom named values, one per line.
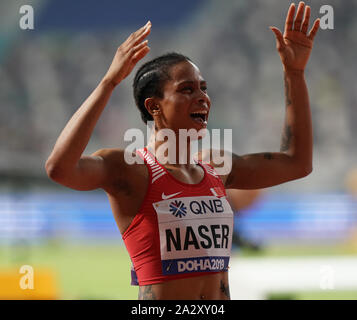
left=144, top=97, right=161, bottom=117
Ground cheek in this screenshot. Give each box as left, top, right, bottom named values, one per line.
left=164, top=96, right=190, bottom=120
left=168, top=93, right=189, bottom=106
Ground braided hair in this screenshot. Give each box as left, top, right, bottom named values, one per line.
left=133, top=52, right=191, bottom=123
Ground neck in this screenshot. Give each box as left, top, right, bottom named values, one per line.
left=146, top=127, right=196, bottom=168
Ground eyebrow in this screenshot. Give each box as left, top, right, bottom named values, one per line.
left=176, top=80, right=207, bottom=86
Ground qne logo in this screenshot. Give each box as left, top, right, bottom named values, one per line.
left=169, top=199, right=224, bottom=218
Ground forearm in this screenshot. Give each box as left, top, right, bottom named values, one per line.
left=45, top=78, right=115, bottom=173
left=281, top=68, right=312, bottom=172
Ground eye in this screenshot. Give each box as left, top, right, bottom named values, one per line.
left=201, top=86, right=207, bottom=92
left=181, top=87, right=193, bottom=93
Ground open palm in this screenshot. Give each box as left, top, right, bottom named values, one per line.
left=270, top=2, right=320, bottom=71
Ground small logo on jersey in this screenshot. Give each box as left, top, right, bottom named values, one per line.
left=210, top=187, right=225, bottom=198
left=162, top=191, right=182, bottom=200
left=169, top=200, right=187, bottom=218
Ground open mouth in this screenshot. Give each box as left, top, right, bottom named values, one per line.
left=190, top=110, right=208, bottom=126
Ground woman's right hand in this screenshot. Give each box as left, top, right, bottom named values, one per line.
left=104, top=21, right=151, bottom=87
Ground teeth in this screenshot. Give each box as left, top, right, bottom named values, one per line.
left=190, top=110, right=208, bottom=126
left=191, top=110, right=208, bottom=115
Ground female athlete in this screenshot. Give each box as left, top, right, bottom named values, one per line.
left=45, top=2, right=319, bottom=300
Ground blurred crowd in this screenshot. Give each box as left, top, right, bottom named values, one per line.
left=1, top=0, right=356, bottom=192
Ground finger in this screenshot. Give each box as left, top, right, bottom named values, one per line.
left=132, top=45, right=150, bottom=64
left=126, top=39, right=149, bottom=58
left=301, top=5, right=311, bottom=34
left=307, top=18, right=320, bottom=41
left=134, top=21, right=151, bottom=37
left=285, top=3, right=296, bottom=32
left=125, top=21, right=151, bottom=45
left=270, top=27, right=285, bottom=52
left=131, top=23, right=151, bottom=47
left=122, top=22, right=151, bottom=53
left=293, top=1, right=305, bottom=31
left=132, top=40, right=149, bottom=54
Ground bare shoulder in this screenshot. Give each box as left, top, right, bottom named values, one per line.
left=91, top=147, right=128, bottom=167
left=91, top=147, right=148, bottom=192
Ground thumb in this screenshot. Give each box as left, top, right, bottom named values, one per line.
left=269, top=26, right=285, bottom=52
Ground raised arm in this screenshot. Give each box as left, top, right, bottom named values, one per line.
left=45, top=21, right=151, bottom=190
left=224, top=2, right=319, bottom=189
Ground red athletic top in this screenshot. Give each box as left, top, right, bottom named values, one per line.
left=122, top=147, right=234, bottom=286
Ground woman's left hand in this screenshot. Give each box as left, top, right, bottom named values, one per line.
left=270, top=1, right=320, bottom=72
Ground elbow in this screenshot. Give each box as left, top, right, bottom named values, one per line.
left=45, top=160, right=57, bottom=181
left=288, top=153, right=312, bottom=179
left=45, top=160, right=64, bottom=182
left=297, top=164, right=313, bottom=178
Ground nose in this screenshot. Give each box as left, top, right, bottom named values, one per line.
left=196, top=90, right=210, bottom=108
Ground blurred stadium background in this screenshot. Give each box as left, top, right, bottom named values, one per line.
left=1, top=0, right=357, bottom=299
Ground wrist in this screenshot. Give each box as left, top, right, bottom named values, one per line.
left=100, top=76, right=118, bottom=90
left=283, top=67, right=305, bottom=76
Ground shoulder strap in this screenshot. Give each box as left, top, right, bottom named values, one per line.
left=136, top=148, right=167, bottom=184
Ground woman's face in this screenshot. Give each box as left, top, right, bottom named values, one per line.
left=155, top=60, right=211, bottom=134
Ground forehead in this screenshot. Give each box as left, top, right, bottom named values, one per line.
left=168, top=60, right=204, bottom=84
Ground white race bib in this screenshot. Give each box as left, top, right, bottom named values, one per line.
left=152, top=195, right=233, bottom=275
